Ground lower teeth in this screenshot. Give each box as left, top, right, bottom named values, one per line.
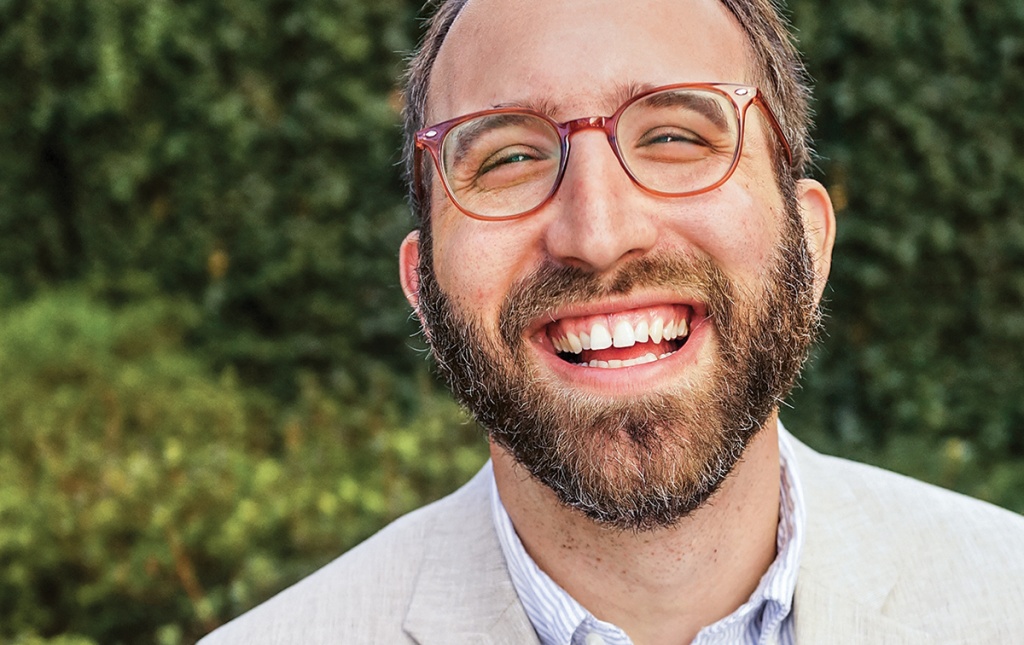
left=556, top=339, right=686, bottom=368
left=586, top=351, right=674, bottom=368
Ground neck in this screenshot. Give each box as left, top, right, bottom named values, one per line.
left=491, top=414, right=782, bottom=645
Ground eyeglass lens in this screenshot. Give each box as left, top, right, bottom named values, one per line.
left=438, top=88, right=740, bottom=219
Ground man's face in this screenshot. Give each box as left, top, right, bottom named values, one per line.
left=402, top=0, right=834, bottom=529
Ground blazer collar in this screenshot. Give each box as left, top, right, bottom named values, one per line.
left=403, top=463, right=540, bottom=645
left=404, top=440, right=937, bottom=644
left=790, top=438, right=932, bottom=644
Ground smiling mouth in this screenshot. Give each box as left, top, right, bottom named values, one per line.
left=544, top=304, right=694, bottom=369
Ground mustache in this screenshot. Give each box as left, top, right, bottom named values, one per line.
left=498, top=254, right=734, bottom=350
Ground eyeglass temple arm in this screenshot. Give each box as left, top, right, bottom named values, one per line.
left=752, top=95, right=794, bottom=167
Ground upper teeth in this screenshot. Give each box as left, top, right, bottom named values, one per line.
left=590, top=324, right=613, bottom=351
left=612, top=321, right=634, bottom=348
left=552, top=316, right=689, bottom=355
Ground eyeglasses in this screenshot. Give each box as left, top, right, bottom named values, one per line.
left=414, top=83, right=792, bottom=221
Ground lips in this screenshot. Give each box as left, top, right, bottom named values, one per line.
left=544, top=304, right=694, bottom=368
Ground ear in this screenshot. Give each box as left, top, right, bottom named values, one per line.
left=399, top=230, right=422, bottom=311
left=795, top=178, right=836, bottom=304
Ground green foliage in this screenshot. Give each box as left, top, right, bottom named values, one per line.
left=0, top=0, right=421, bottom=394
left=6, top=636, right=98, bottom=645
left=0, top=290, right=487, bottom=643
left=783, top=0, right=1024, bottom=514
left=1, top=0, right=1023, bottom=641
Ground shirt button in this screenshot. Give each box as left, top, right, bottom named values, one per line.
left=584, top=634, right=607, bottom=645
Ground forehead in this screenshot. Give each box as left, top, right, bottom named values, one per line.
left=428, top=0, right=751, bottom=123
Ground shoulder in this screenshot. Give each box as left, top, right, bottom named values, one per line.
left=797, top=440, right=1024, bottom=545
left=199, top=467, right=493, bottom=644
left=793, top=438, right=1024, bottom=640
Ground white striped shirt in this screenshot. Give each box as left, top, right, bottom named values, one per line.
left=490, top=422, right=806, bottom=645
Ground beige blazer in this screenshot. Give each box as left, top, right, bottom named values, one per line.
left=200, top=437, right=1024, bottom=644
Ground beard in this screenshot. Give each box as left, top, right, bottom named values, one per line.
left=415, top=198, right=821, bottom=531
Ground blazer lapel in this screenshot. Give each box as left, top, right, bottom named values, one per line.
left=791, top=439, right=932, bottom=645
left=403, top=464, right=540, bottom=645
left=404, top=440, right=942, bottom=644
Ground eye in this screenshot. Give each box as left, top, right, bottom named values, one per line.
left=638, top=127, right=707, bottom=148
left=478, top=147, right=540, bottom=176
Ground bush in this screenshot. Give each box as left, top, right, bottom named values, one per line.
left=783, top=0, right=1024, bottom=514
left=2, top=0, right=1023, bottom=640
left=4, top=0, right=1019, bottom=496
left=0, top=290, right=487, bottom=643
left=0, top=0, right=422, bottom=395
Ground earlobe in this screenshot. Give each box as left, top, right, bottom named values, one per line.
left=399, top=230, right=422, bottom=310
left=795, top=178, right=837, bottom=303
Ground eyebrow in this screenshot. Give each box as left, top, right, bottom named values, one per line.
left=448, top=113, right=546, bottom=166
left=490, top=80, right=652, bottom=119
left=487, top=81, right=727, bottom=130
left=491, top=96, right=560, bottom=116
left=642, top=90, right=730, bottom=131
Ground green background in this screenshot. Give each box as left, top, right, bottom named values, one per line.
left=1, top=0, right=1022, bottom=642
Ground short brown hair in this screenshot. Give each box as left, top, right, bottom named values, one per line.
left=401, top=0, right=812, bottom=225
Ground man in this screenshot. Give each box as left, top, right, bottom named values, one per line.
left=202, top=0, right=1024, bottom=643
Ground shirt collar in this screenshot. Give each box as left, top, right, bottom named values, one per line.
left=490, top=421, right=806, bottom=645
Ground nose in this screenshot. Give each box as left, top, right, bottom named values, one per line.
left=542, top=130, right=658, bottom=273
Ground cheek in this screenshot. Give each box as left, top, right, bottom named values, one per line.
left=726, top=199, right=780, bottom=270
left=673, top=181, right=784, bottom=279
left=430, top=206, right=542, bottom=314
